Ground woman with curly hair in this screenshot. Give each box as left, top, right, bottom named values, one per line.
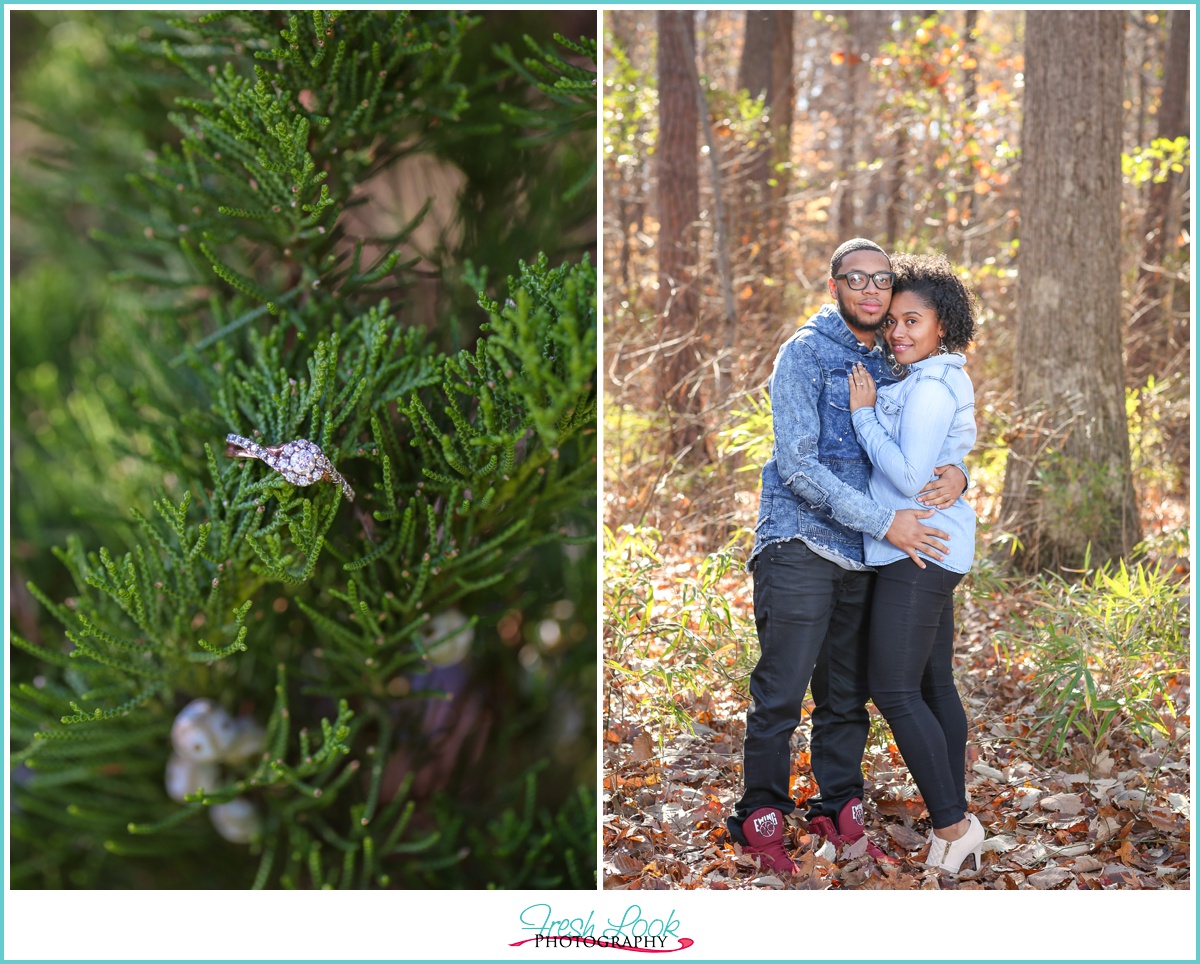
left=846, top=252, right=986, bottom=874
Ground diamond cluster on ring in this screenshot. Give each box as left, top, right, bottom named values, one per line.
left=225, top=433, right=354, bottom=501
left=266, top=439, right=327, bottom=486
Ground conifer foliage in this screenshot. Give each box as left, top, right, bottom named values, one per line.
left=11, top=10, right=597, bottom=889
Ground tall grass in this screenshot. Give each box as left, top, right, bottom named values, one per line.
left=603, top=525, right=757, bottom=736
left=993, top=546, right=1190, bottom=764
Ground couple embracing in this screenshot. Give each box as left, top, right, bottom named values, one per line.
left=726, top=238, right=986, bottom=876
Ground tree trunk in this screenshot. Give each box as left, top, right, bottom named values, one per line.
left=737, top=12, right=774, bottom=190
left=885, top=125, right=908, bottom=247
left=736, top=10, right=794, bottom=314
left=1130, top=9, right=1190, bottom=376
left=689, top=27, right=736, bottom=463
left=833, top=14, right=865, bottom=240
left=999, top=11, right=1140, bottom=571
left=834, top=11, right=887, bottom=240
left=962, top=10, right=979, bottom=113
left=655, top=10, right=705, bottom=461
left=765, top=11, right=795, bottom=214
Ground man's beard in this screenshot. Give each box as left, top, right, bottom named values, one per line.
left=836, top=292, right=887, bottom=333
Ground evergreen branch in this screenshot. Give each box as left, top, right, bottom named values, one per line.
left=103, top=836, right=200, bottom=858
left=297, top=599, right=369, bottom=652
left=388, top=826, right=442, bottom=856
left=342, top=530, right=399, bottom=572
left=553, top=33, right=597, bottom=61
left=199, top=242, right=281, bottom=311
left=323, top=376, right=369, bottom=438
left=172, top=289, right=303, bottom=365
left=361, top=834, right=377, bottom=886
left=11, top=631, right=76, bottom=671
left=24, top=726, right=167, bottom=767
left=60, top=687, right=162, bottom=725
left=445, top=570, right=509, bottom=599
left=189, top=600, right=253, bottom=662
left=251, top=832, right=279, bottom=890
left=266, top=663, right=292, bottom=761
left=71, top=613, right=164, bottom=657
left=339, top=846, right=357, bottom=889
left=359, top=719, right=392, bottom=828
left=373, top=441, right=398, bottom=519
left=68, top=637, right=166, bottom=680
left=188, top=784, right=244, bottom=807
left=128, top=803, right=205, bottom=836
left=379, top=796, right=420, bottom=855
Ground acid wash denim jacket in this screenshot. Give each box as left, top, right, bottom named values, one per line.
left=749, top=303, right=900, bottom=572
left=851, top=352, right=977, bottom=574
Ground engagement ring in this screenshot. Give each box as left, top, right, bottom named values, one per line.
left=225, top=434, right=354, bottom=501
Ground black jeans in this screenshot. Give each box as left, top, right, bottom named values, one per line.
left=868, top=558, right=967, bottom=829
left=730, top=539, right=873, bottom=838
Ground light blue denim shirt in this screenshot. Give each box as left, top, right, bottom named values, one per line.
left=749, top=304, right=899, bottom=572
left=851, top=352, right=977, bottom=573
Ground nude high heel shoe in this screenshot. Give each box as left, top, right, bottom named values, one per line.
left=926, top=813, right=985, bottom=874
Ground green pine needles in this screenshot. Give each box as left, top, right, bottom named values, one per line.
left=495, top=32, right=598, bottom=197
left=11, top=10, right=597, bottom=889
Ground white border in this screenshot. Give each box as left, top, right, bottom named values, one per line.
left=4, top=4, right=1198, bottom=963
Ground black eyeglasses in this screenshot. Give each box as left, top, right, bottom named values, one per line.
left=834, top=270, right=895, bottom=290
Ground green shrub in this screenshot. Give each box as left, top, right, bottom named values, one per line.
left=603, top=525, right=757, bottom=736
left=994, top=549, right=1190, bottom=763
left=11, top=9, right=596, bottom=890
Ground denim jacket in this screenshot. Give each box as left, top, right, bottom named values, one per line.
left=749, top=303, right=898, bottom=572
left=851, top=353, right=977, bottom=573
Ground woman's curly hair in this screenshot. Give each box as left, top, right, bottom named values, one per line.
left=889, top=252, right=978, bottom=353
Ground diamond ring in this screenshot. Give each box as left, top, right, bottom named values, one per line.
left=225, top=434, right=354, bottom=501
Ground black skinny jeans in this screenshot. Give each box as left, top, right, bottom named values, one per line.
left=730, top=539, right=873, bottom=837
left=868, top=558, right=968, bottom=829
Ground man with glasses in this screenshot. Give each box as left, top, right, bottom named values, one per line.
left=726, top=238, right=968, bottom=874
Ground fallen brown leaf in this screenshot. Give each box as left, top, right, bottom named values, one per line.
left=886, top=823, right=929, bottom=852
left=1028, top=866, right=1074, bottom=889
left=1039, top=792, right=1083, bottom=814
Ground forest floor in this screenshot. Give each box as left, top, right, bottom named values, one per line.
left=601, top=505, right=1191, bottom=891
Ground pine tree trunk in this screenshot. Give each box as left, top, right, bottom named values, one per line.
left=609, top=10, right=643, bottom=288
left=834, top=11, right=887, bottom=240
left=962, top=10, right=979, bottom=113
left=737, top=11, right=775, bottom=192
left=656, top=10, right=705, bottom=460
left=1130, top=9, right=1191, bottom=376
left=735, top=10, right=793, bottom=322
left=999, top=10, right=1140, bottom=571
left=682, top=27, right=734, bottom=469
left=767, top=12, right=796, bottom=208
left=885, top=125, right=908, bottom=248
left=833, top=14, right=864, bottom=240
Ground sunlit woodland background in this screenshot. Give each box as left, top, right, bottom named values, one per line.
left=603, top=10, right=1190, bottom=890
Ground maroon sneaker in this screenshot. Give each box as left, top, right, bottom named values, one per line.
left=836, top=798, right=898, bottom=865
left=741, top=807, right=798, bottom=874
left=807, top=814, right=844, bottom=848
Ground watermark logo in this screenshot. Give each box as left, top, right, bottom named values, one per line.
left=751, top=809, right=779, bottom=838
left=511, top=903, right=694, bottom=953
